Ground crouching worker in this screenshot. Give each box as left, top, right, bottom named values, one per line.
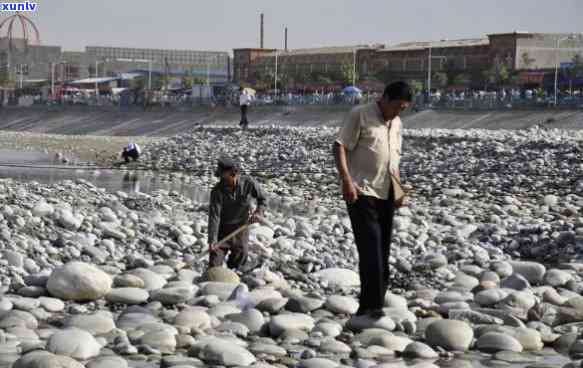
left=122, top=142, right=141, bottom=163
left=208, top=157, right=266, bottom=270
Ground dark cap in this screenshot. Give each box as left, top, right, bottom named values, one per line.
left=215, top=157, right=240, bottom=176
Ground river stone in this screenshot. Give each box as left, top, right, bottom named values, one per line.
left=47, top=328, right=102, bottom=360
left=106, top=288, right=150, bottom=305
left=150, top=286, right=196, bottom=305
left=0, top=310, right=38, bottom=329
left=249, top=342, right=288, bottom=357
left=425, top=319, right=474, bottom=351
left=314, top=268, right=360, bottom=287
left=225, top=309, right=265, bottom=333
left=475, top=289, right=509, bottom=307
left=113, top=274, right=145, bottom=288
left=13, top=350, right=85, bottom=368
left=325, top=295, right=359, bottom=314
left=369, top=335, right=413, bottom=352
left=200, top=340, right=256, bottom=366
left=298, top=358, right=340, bottom=368
left=269, top=313, right=315, bottom=337
left=47, top=262, right=112, bottom=301
left=509, top=327, right=543, bottom=351
left=32, top=202, right=54, bottom=217
left=319, top=339, right=351, bottom=354
left=207, top=267, right=240, bottom=283
left=508, top=261, right=546, bottom=284
left=346, top=315, right=396, bottom=333
left=200, top=282, right=248, bottom=301
left=257, top=297, right=288, bottom=313
left=127, top=268, right=167, bottom=290
left=38, top=297, right=65, bottom=313
left=286, top=295, right=325, bottom=313
left=140, top=328, right=177, bottom=354
left=2, top=250, right=24, bottom=268
left=58, top=210, right=82, bottom=230
left=492, top=261, right=514, bottom=278
left=86, top=356, right=128, bottom=368
left=116, top=312, right=159, bottom=331
left=174, top=308, right=211, bottom=331
left=384, top=293, right=407, bottom=310
left=500, top=274, right=531, bottom=291
left=543, top=269, right=572, bottom=287
left=476, top=332, right=523, bottom=353
left=454, top=272, right=480, bottom=290
left=64, top=312, right=116, bottom=335
left=402, top=342, right=438, bottom=359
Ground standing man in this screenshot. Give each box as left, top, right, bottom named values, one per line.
left=208, top=157, right=266, bottom=270
left=333, top=81, right=412, bottom=318
left=239, top=88, right=252, bottom=129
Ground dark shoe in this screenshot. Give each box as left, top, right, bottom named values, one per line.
left=237, top=258, right=262, bottom=275
left=367, top=309, right=385, bottom=319
left=355, top=308, right=385, bottom=319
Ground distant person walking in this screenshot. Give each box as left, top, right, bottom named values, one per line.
left=122, top=142, right=141, bottom=163
left=239, top=88, right=253, bottom=129
left=333, top=81, right=412, bottom=318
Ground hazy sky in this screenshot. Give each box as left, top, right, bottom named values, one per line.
left=21, top=0, right=583, bottom=53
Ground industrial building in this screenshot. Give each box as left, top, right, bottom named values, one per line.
left=234, top=32, right=583, bottom=90
left=0, top=39, right=232, bottom=87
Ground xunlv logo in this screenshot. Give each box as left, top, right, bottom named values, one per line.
left=0, top=2, right=37, bottom=12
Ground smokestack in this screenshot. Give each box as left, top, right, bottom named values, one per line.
left=260, top=13, right=264, bottom=49
left=285, top=27, right=288, bottom=51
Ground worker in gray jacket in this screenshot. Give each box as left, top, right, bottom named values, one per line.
left=208, top=157, right=266, bottom=270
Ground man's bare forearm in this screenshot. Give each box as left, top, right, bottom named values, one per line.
left=333, top=142, right=351, bottom=182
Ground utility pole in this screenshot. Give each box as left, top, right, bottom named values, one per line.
left=274, top=50, right=278, bottom=100
left=352, top=48, right=357, bottom=86
left=95, top=59, right=99, bottom=97
left=51, top=62, right=55, bottom=99
left=427, top=46, right=432, bottom=98
left=148, top=60, right=152, bottom=90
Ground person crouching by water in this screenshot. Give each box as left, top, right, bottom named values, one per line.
left=208, top=157, right=266, bottom=270
left=122, top=142, right=141, bottom=163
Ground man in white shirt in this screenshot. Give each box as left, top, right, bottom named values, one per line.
left=334, top=81, right=412, bottom=318
left=239, top=88, right=252, bottom=129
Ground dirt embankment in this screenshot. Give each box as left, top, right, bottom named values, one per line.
left=0, top=105, right=581, bottom=138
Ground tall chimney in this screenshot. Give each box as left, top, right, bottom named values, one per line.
left=260, top=13, right=264, bottom=49
left=285, top=27, right=288, bottom=51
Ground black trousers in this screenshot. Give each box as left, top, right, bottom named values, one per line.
left=240, top=105, right=248, bottom=128
left=209, top=222, right=249, bottom=269
left=347, top=192, right=395, bottom=314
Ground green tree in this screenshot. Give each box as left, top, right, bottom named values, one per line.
left=340, top=62, right=358, bottom=86
left=565, top=54, right=583, bottom=94
left=432, top=72, right=448, bottom=89
left=443, top=59, right=458, bottom=86
left=130, top=75, right=145, bottom=91
left=483, top=59, right=510, bottom=89
left=521, top=52, right=535, bottom=69
left=0, top=67, right=10, bottom=86
left=452, top=73, right=471, bottom=86
left=408, top=80, right=424, bottom=94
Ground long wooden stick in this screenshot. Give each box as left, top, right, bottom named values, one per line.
left=196, top=223, right=250, bottom=263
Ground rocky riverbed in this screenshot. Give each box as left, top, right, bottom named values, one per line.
left=0, top=124, right=582, bottom=367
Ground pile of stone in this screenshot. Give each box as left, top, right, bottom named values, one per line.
left=0, top=123, right=581, bottom=367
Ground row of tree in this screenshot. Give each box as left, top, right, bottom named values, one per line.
left=249, top=53, right=583, bottom=93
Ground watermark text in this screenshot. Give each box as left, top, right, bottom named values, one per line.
left=0, top=2, right=37, bottom=12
